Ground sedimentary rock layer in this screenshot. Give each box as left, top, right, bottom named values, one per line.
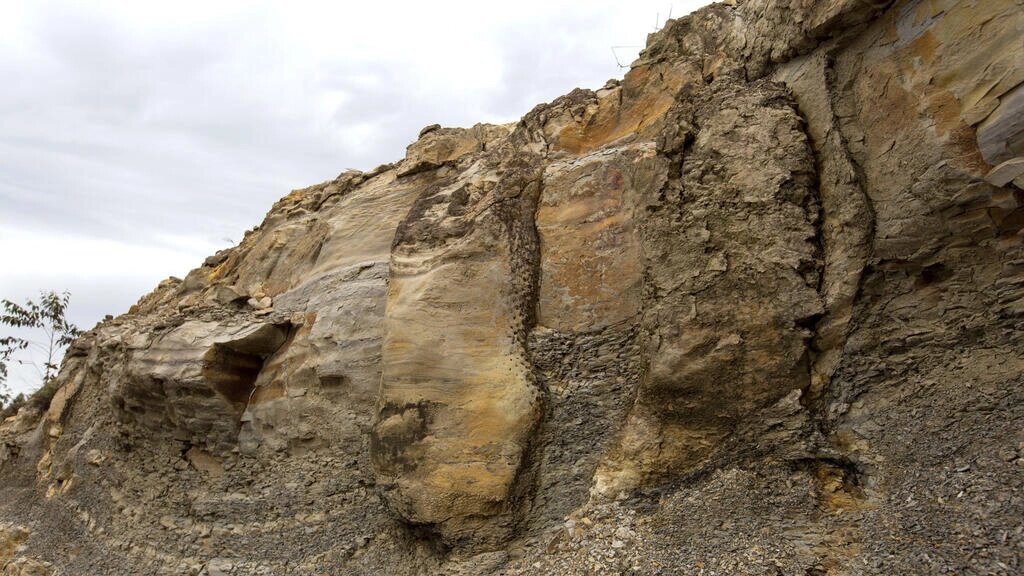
left=2, top=1, right=1022, bottom=574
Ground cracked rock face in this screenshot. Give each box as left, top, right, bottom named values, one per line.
left=2, top=1, right=1023, bottom=574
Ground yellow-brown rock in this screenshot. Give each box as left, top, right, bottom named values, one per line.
left=1, top=1, right=1022, bottom=574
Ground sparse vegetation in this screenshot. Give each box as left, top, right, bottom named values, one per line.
left=0, top=290, right=82, bottom=414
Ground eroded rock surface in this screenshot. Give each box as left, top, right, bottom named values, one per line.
left=2, top=1, right=1023, bottom=574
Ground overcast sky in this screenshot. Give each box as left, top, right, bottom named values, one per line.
left=0, top=0, right=705, bottom=395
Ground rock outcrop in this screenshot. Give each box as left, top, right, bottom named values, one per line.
left=2, top=1, right=1023, bottom=574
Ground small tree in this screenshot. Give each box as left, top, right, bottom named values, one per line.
left=0, top=290, right=83, bottom=409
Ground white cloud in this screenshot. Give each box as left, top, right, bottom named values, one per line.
left=2, top=227, right=217, bottom=278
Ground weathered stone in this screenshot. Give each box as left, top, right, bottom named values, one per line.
left=0, top=526, right=50, bottom=576
left=535, top=145, right=651, bottom=332
left=1, top=1, right=1022, bottom=574
left=595, top=80, right=823, bottom=496
left=373, top=150, right=545, bottom=547
left=398, top=123, right=512, bottom=177
left=978, top=83, right=1024, bottom=166
left=986, top=157, right=1024, bottom=188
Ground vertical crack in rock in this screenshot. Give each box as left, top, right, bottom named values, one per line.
left=774, top=46, right=875, bottom=402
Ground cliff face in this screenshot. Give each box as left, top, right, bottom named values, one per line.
left=2, top=1, right=1023, bottom=574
